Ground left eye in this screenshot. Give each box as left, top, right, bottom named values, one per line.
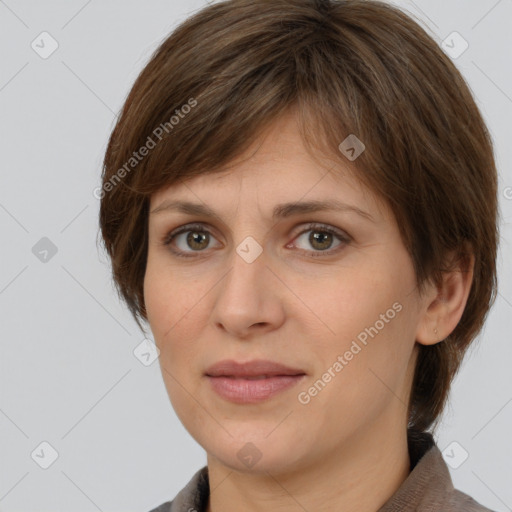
left=289, top=225, right=349, bottom=255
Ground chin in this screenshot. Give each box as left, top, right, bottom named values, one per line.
left=203, top=431, right=308, bottom=475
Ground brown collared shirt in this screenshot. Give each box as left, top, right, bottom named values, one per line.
left=147, top=431, right=495, bottom=512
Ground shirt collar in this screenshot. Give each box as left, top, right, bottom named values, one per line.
left=377, top=430, right=456, bottom=511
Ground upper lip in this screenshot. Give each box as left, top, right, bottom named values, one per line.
left=205, top=359, right=306, bottom=378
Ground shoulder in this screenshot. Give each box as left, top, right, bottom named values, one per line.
left=379, top=431, right=497, bottom=512
left=145, top=465, right=209, bottom=512
left=145, top=502, right=173, bottom=512
left=446, top=488, right=497, bottom=512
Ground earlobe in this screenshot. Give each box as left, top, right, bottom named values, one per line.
left=415, top=250, right=474, bottom=346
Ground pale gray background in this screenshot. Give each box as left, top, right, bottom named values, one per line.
left=0, top=0, right=511, bottom=511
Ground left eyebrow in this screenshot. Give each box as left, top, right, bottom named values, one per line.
left=271, top=199, right=375, bottom=222
left=150, top=199, right=375, bottom=223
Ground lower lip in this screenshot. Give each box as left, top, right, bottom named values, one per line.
left=206, top=375, right=306, bottom=404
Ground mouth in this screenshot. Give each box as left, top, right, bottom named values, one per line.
left=205, top=374, right=306, bottom=403
left=205, top=358, right=306, bottom=378
left=218, top=375, right=290, bottom=380
left=205, top=359, right=306, bottom=404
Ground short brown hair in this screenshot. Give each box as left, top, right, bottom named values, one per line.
left=98, top=0, right=499, bottom=434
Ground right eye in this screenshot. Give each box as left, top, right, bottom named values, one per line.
left=162, top=223, right=222, bottom=257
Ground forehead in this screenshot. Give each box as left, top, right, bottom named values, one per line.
left=149, top=111, right=390, bottom=223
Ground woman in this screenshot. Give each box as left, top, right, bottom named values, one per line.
left=99, top=1, right=499, bottom=510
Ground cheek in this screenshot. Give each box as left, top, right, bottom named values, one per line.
left=143, top=262, right=214, bottom=429
left=306, top=253, right=419, bottom=383
left=305, top=263, right=405, bottom=342
left=300, top=280, right=418, bottom=439
left=143, top=261, right=210, bottom=365
left=143, top=265, right=171, bottom=342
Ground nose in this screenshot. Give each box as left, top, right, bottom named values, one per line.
left=210, top=240, right=286, bottom=339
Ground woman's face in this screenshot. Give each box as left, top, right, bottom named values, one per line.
left=144, top=112, right=433, bottom=474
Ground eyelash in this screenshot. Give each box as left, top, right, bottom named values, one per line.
left=161, top=222, right=351, bottom=259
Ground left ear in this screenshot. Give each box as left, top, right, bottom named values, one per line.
left=415, top=247, right=474, bottom=346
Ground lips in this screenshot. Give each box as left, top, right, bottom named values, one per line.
left=205, top=359, right=307, bottom=403
left=205, top=359, right=306, bottom=378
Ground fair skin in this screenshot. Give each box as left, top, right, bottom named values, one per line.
left=144, top=110, right=473, bottom=512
